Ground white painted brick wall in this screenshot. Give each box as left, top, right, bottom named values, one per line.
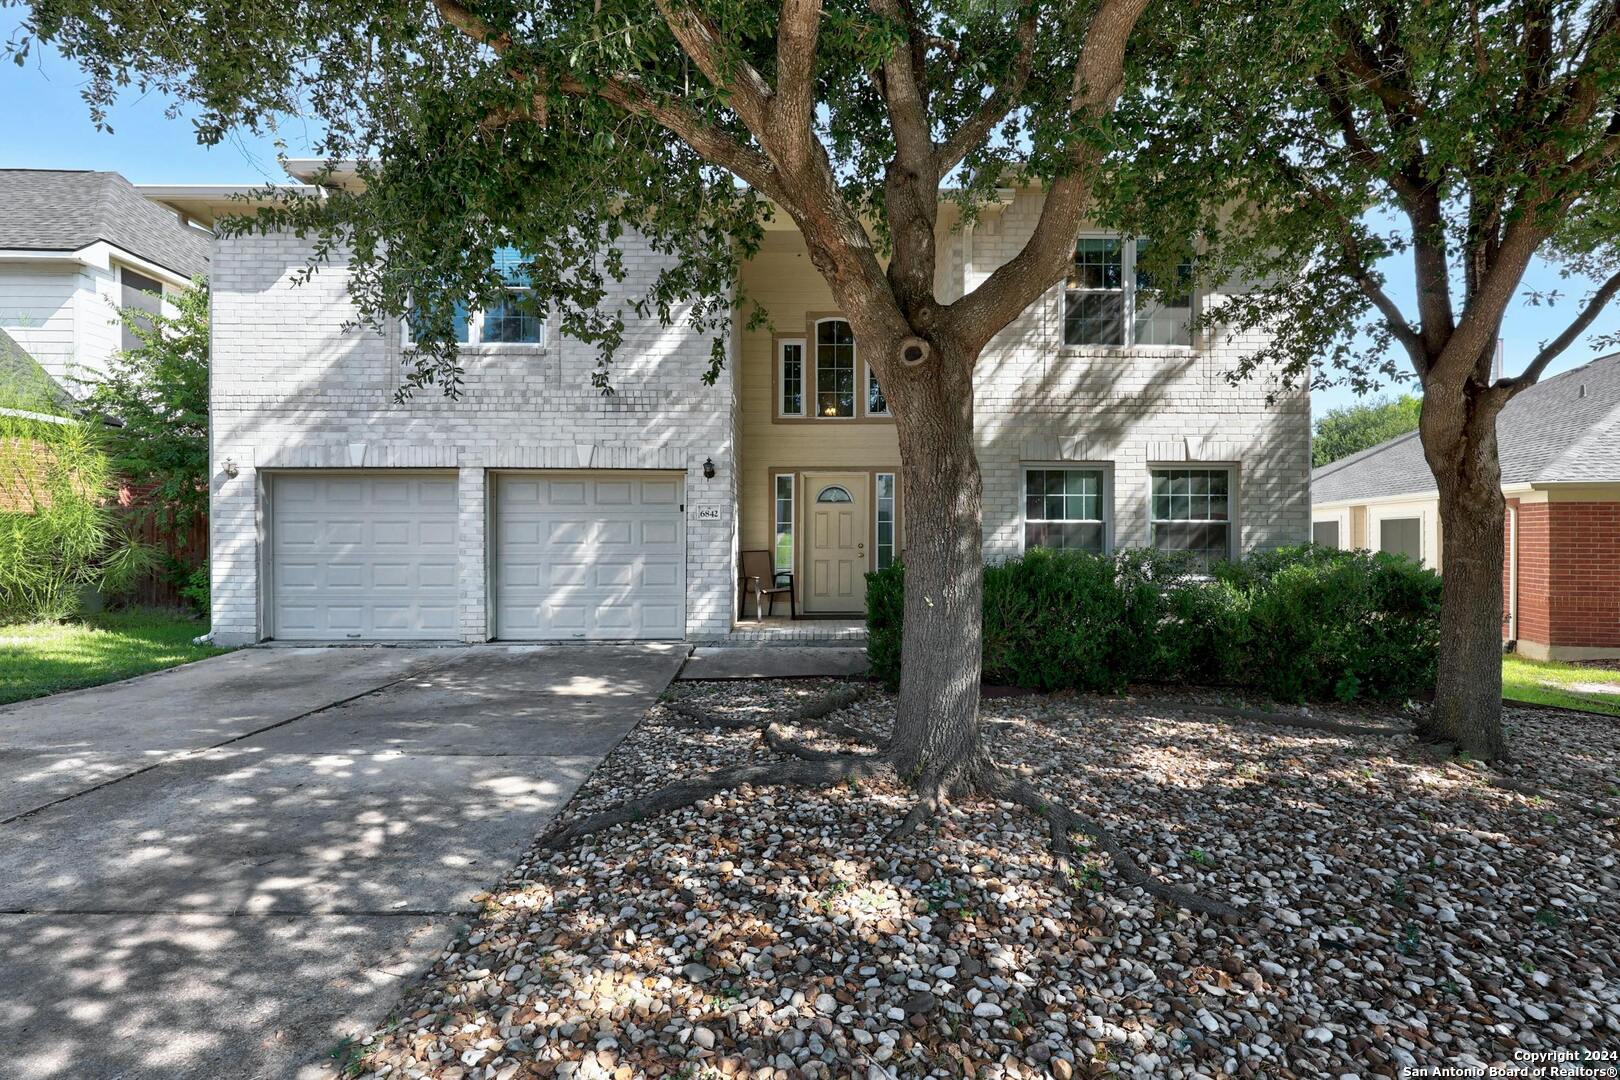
left=208, top=231, right=736, bottom=645
left=209, top=193, right=1308, bottom=644
left=963, top=191, right=1311, bottom=561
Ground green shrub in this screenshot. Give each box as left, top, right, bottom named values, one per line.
left=0, top=399, right=157, bottom=623
left=178, top=559, right=210, bottom=616
left=866, top=544, right=1441, bottom=702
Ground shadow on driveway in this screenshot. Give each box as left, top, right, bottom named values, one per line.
left=0, top=644, right=685, bottom=1080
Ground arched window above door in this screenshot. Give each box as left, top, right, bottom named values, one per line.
left=816, top=485, right=853, bottom=503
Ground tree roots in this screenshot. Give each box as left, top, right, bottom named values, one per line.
left=542, top=685, right=1246, bottom=919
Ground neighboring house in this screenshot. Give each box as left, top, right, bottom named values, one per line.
left=199, top=161, right=1310, bottom=646
left=0, top=169, right=211, bottom=395
left=1312, top=352, right=1620, bottom=661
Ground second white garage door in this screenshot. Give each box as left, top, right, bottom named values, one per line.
left=494, top=471, right=685, bottom=639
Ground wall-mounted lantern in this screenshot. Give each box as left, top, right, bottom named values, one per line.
left=702, top=457, right=716, bottom=480
left=223, top=458, right=240, bottom=479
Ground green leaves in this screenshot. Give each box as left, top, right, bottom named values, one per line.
left=77, top=281, right=212, bottom=532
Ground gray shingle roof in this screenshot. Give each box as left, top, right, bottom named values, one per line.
left=0, top=169, right=210, bottom=279
left=1312, top=352, right=1620, bottom=503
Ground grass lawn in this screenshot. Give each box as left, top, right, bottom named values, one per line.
left=0, top=610, right=229, bottom=706
left=1503, top=654, right=1620, bottom=717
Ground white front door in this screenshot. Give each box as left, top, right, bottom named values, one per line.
left=494, top=471, right=685, bottom=639
left=803, top=472, right=868, bottom=613
left=270, top=471, right=460, bottom=640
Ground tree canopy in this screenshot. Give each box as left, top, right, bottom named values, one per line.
left=16, top=0, right=1147, bottom=397
left=76, top=281, right=211, bottom=532
left=1113, top=0, right=1620, bottom=397
left=1312, top=394, right=1422, bottom=466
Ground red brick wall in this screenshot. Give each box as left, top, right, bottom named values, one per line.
left=1547, top=502, right=1620, bottom=648
left=1514, top=501, right=1552, bottom=646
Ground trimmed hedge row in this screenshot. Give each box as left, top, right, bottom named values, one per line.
left=866, top=545, right=1442, bottom=702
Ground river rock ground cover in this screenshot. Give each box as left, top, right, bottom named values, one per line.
left=346, top=679, right=1620, bottom=1080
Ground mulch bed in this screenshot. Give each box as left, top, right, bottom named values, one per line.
left=349, top=681, right=1620, bottom=1080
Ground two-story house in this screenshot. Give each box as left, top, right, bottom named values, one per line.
left=194, top=163, right=1310, bottom=646
left=0, top=169, right=211, bottom=398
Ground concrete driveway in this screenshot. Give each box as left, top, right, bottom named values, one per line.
left=0, top=644, right=685, bottom=1080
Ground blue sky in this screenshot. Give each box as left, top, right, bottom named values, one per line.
left=5, top=35, right=1616, bottom=421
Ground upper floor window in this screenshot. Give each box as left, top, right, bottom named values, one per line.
left=119, top=266, right=164, bottom=353
left=408, top=246, right=544, bottom=347
left=816, top=318, right=856, bottom=417
left=1064, top=237, right=1192, bottom=348
left=867, top=366, right=888, bottom=415
left=779, top=338, right=805, bottom=416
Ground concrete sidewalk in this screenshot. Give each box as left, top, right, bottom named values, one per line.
left=0, top=644, right=683, bottom=1080
left=676, top=645, right=871, bottom=680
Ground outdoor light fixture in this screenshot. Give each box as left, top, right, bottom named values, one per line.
left=223, top=458, right=239, bottom=479
left=702, top=457, right=716, bottom=479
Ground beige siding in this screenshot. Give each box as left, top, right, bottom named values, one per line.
left=736, top=238, right=900, bottom=559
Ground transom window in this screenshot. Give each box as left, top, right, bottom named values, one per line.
left=815, top=319, right=857, bottom=417
left=408, top=246, right=545, bottom=347
left=1151, top=468, right=1232, bottom=565
left=1065, top=237, right=1192, bottom=347
left=1023, top=468, right=1107, bottom=552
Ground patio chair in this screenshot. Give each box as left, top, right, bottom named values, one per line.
left=739, top=549, right=795, bottom=621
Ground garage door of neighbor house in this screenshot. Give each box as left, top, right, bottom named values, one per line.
left=270, top=471, right=460, bottom=640
left=494, top=471, right=685, bottom=640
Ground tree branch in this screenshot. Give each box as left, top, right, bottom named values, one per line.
left=935, top=7, right=1038, bottom=175
left=1497, top=266, right=1620, bottom=393
left=650, top=0, right=774, bottom=130
left=772, top=0, right=822, bottom=145
left=942, top=0, right=1151, bottom=353
left=432, top=0, right=787, bottom=201
left=867, top=0, right=937, bottom=172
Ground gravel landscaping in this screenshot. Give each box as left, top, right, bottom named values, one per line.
left=347, top=680, right=1620, bottom=1080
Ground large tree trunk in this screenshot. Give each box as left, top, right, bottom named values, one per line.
left=885, top=347, right=988, bottom=793
left=1421, top=387, right=1509, bottom=760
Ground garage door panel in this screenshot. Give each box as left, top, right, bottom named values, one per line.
left=271, top=472, right=460, bottom=641
left=495, top=472, right=686, bottom=640
left=594, top=481, right=633, bottom=505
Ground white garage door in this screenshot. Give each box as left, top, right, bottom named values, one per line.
left=271, top=472, right=460, bottom=640
left=495, top=471, right=685, bottom=640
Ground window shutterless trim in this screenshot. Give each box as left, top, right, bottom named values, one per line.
left=1062, top=235, right=1195, bottom=349
left=1018, top=463, right=1113, bottom=554
left=777, top=337, right=807, bottom=417
left=1147, top=465, right=1236, bottom=562
left=769, top=314, right=895, bottom=425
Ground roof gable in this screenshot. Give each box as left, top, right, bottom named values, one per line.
left=0, top=169, right=211, bottom=280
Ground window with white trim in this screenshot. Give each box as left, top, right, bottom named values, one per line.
left=876, top=473, right=897, bottom=568
left=407, top=246, right=545, bottom=346
left=1379, top=517, right=1422, bottom=564
left=774, top=474, right=795, bottom=571
left=1064, top=237, right=1192, bottom=347
left=1150, top=467, right=1232, bottom=565
left=1023, top=468, right=1107, bottom=552
left=815, top=319, right=856, bottom=417
left=779, top=339, right=806, bottom=416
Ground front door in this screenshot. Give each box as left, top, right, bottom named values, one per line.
left=803, top=472, right=868, bottom=613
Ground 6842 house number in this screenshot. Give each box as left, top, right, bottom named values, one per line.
left=694, top=506, right=722, bottom=521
